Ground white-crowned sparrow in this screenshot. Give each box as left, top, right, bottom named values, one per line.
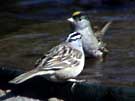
left=9, top=32, right=85, bottom=84
left=67, top=11, right=111, bottom=58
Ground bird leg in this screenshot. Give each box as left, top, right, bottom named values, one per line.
left=68, top=79, right=86, bottom=93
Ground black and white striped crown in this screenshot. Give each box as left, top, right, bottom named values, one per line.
left=66, top=32, right=82, bottom=42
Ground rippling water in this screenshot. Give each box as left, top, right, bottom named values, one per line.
left=0, top=7, right=135, bottom=87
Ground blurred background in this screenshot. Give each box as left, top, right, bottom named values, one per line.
left=0, top=0, right=135, bottom=87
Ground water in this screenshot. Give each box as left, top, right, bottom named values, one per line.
left=0, top=7, right=135, bottom=87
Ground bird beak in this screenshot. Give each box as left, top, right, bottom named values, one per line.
left=67, top=17, right=75, bottom=23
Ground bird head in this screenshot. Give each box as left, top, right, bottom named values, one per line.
left=67, top=11, right=90, bottom=30
left=66, top=32, right=82, bottom=42
left=66, top=32, right=83, bottom=50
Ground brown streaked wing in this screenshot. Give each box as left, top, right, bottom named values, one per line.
left=34, top=42, right=82, bottom=70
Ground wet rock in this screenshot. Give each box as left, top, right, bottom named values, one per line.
left=3, top=96, right=41, bottom=101
left=0, top=89, right=6, bottom=97
left=48, top=97, right=64, bottom=101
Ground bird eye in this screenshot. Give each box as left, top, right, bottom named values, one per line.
left=73, top=15, right=82, bottom=21
left=76, top=15, right=89, bottom=21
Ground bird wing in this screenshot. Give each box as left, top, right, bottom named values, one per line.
left=35, top=43, right=82, bottom=71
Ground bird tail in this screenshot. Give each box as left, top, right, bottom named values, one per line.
left=95, top=21, right=112, bottom=38
left=9, top=69, right=52, bottom=84
left=100, top=21, right=112, bottom=35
